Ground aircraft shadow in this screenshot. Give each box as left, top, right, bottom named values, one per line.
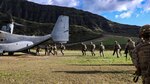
left=0, top=52, right=37, bottom=56
left=53, top=70, right=133, bottom=74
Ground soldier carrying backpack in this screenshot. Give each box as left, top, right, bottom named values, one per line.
left=60, top=43, right=66, bottom=55
left=131, top=25, right=150, bottom=84
left=99, top=42, right=105, bottom=57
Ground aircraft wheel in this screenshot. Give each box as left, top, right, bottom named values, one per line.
left=8, top=52, right=14, bottom=55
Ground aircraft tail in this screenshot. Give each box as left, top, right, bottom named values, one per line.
left=51, top=15, right=69, bottom=43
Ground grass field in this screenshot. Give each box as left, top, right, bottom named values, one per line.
left=93, top=36, right=138, bottom=45
left=0, top=50, right=142, bottom=84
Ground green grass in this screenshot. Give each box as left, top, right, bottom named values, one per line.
left=63, top=50, right=132, bottom=65
left=103, top=37, right=127, bottom=45
left=0, top=50, right=142, bottom=84
left=94, top=37, right=138, bottom=45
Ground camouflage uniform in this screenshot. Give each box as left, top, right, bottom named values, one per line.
left=44, top=45, right=49, bottom=55
left=36, top=46, right=40, bottom=55
left=113, top=41, right=121, bottom=58
left=60, top=43, right=65, bottom=55
left=99, top=42, right=105, bottom=57
left=131, top=25, right=150, bottom=84
left=53, top=44, right=57, bottom=56
left=125, top=38, right=135, bottom=60
left=90, top=42, right=96, bottom=56
left=48, top=45, right=54, bottom=55
left=136, top=38, right=145, bottom=46
left=81, top=43, right=87, bottom=56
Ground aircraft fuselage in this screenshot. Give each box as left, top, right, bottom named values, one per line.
left=0, top=30, right=51, bottom=52
left=0, top=15, right=69, bottom=54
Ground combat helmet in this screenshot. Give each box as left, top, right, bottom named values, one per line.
left=139, top=25, right=150, bottom=38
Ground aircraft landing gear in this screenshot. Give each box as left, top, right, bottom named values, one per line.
left=8, top=52, right=14, bottom=55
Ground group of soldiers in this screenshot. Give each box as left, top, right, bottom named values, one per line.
left=81, top=40, right=128, bottom=58
left=36, top=43, right=65, bottom=56
left=35, top=25, right=149, bottom=84
left=81, top=25, right=150, bottom=84
left=81, top=42, right=96, bottom=56
left=81, top=42, right=104, bottom=56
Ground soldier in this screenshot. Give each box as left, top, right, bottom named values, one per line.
left=90, top=42, right=96, bottom=56
left=81, top=42, right=87, bottom=56
left=60, top=43, right=65, bottom=55
left=44, top=45, right=49, bottom=55
left=113, top=41, right=121, bottom=58
left=53, top=44, right=57, bottom=55
left=99, top=42, right=105, bottom=57
left=131, top=25, right=150, bottom=84
left=124, top=38, right=135, bottom=60
left=48, top=44, right=54, bottom=55
left=36, top=46, right=40, bottom=56
left=124, top=46, right=128, bottom=57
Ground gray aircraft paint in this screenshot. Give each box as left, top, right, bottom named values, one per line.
left=0, top=15, right=69, bottom=52
left=51, top=15, right=69, bottom=43
left=0, top=41, right=33, bottom=52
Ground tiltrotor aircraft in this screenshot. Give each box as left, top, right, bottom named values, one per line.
left=0, top=15, right=69, bottom=55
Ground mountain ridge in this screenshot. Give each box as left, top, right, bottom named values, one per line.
left=0, top=0, right=140, bottom=43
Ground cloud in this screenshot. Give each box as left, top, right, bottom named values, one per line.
left=27, top=0, right=149, bottom=19
left=27, top=0, right=79, bottom=7
left=143, top=0, right=150, bottom=12
left=81, top=0, right=146, bottom=19
left=27, top=0, right=52, bottom=5
left=115, top=11, right=132, bottom=18
left=82, top=0, right=143, bottom=12
left=27, top=0, right=147, bottom=13
left=51, top=0, right=79, bottom=7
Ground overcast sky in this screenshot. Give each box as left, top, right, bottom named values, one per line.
left=27, top=0, right=150, bottom=26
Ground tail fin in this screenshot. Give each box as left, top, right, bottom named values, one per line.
left=51, top=15, right=69, bottom=43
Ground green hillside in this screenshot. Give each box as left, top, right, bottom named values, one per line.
left=0, top=0, right=140, bottom=48
left=0, top=12, right=102, bottom=43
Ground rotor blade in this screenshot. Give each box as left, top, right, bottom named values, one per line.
left=14, top=22, right=25, bottom=27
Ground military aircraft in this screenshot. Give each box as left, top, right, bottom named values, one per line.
left=0, top=15, right=69, bottom=55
